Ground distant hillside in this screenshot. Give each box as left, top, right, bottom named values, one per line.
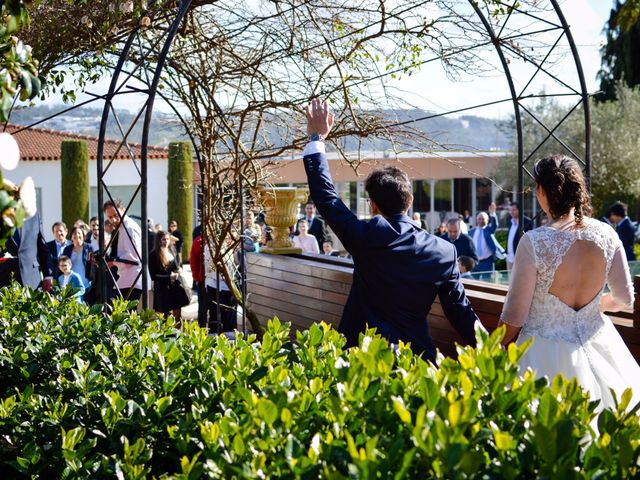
left=7, top=104, right=514, bottom=151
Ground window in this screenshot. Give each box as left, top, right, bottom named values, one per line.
left=434, top=179, right=452, bottom=212
left=90, top=186, right=141, bottom=219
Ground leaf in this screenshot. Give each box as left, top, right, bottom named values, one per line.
left=448, top=401, right=462, bottom=428
left=392, top=396, right=412, bottom=425
left=494, top=431, right=516, bottom=451
left=308, top=323, right=324, bottom=346
left=257, top=399, right=278, bottom=426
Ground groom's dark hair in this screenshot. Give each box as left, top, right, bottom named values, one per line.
left=365, top=166, right=412, bottom=217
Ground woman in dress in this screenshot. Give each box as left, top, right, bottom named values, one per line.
left=293, top=219, right=320, bottom=254
left=149, top=230, right=185, bottom=326
left=500, top=154, right=640, bottom=410
left=62, top=226, right=93, bottom=300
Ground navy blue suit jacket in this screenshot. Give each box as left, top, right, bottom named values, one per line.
left=506, top=215, right=533, bottom=255
left=303, top=148, right=478, bottom=361
left=443, top=233, right=478, bottom=263
left=468, top=227, right=505, bottom=260
left=617, top=217, right=636, bottom=261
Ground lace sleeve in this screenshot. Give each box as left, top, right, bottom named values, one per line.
left=501, top=234, right=537, bottom=327
left=607, top=241, right=634, bottom=307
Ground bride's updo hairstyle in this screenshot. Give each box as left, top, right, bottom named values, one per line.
left=533, top=154, right=591, bottom=224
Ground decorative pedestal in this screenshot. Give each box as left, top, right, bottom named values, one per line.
left=259, top=186, right=308, bottom=254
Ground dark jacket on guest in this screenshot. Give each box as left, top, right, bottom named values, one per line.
left=442, top=232, right=478, bottom=263
left=616, top=217, right=637, bottom=261
left=3, top=213, right=54, bottom=289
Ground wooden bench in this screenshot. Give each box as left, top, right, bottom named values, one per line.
left=246, top=253, right=640, bottom=363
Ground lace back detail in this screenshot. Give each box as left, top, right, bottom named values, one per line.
left=529, top=219, right=617, bottom=291
left=521, top=218, right=619, bottom=344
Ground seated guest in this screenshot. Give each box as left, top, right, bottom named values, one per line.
left=443, top=218, right=478, bottom=263
left=243, top=211, right=263, bottom=252
left=293, top=219, right=320, bottom=254
left=458, top=256, right=476, bottom=278
left=296, top=200, right=327, bottom=249
left=412, top=212, right=427, bottom=230
left=322, top=240, right=339, bottom=256
left=57, top=255, right=85, bottom=302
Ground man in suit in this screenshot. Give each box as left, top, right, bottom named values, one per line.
left=303, top=98, right=478, bottom=362
left=46, top=221, right=72, bottom=276
left=469, top=212, right=505, bottom=275
left=104, top=199, right=144, bottom=302
left=296, top=201, right=327, bottom=249
left=505, top=202, right=533, bottom=270
left=443, top=218, right=478, bottom=264
left=2, top=212, right=54, bottom=290
left=609, top=201, right=636, bottom=262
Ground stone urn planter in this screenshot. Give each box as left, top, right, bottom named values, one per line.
left=259, top=186, right=308, bottom=254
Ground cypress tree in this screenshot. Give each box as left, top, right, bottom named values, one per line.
left=167, top=142, right=193, bottom=262
left=60, top=140, right=89, bottom=228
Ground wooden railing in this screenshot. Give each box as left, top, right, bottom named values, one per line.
left=246, top=253, right=640, bottom=363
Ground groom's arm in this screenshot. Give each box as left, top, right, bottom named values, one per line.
left=437, top=260, right=479, bottom=347
left=303, top=143, right=363, bottom=252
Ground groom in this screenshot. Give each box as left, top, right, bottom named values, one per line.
left=302, top=98, right=478, bottom=362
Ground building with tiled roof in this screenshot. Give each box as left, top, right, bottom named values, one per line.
left=6, top=124, right=169, bottom=161
left=3, top=125, right=178, bottom=240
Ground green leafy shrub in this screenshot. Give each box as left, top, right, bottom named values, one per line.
left=0, top=283, right=639, bottom=478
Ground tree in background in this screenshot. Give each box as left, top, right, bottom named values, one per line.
left=493, top=84, right=640, bottom=218
left=0, top=0, right=42, bottom=121
left=167, top=142, right=193, bottom=263
left=597, top=0, right=640, bottom=101
left=60, top=140, right=89, bottom=227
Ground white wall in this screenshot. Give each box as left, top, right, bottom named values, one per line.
left=5, top=159, right=169, bottom=242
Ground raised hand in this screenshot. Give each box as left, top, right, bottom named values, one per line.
left=305, top=98, right=334, bottom=139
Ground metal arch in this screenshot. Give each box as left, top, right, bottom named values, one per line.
left=549, top=0, right=592, bottom=190
left=467, top=0, right=591, bottom=228
left=96, top=0, right=194, bottom=307
left=468, top=1, right=525, bottom=222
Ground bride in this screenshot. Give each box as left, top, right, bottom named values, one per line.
left=500, top=154, right=640, bottom=410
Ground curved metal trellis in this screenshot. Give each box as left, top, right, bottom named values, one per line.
left=4, top=0, right=591, bottom=324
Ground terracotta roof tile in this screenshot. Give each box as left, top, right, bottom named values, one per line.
left=5, top=124, right=169, bottom=161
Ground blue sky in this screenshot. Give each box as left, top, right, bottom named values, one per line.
left=39, top=1, right=617, bottom=120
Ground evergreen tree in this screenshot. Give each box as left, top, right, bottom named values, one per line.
left=597, top=0, right=640, bottom=101
left=60, top=140, right=89, bottom=228
left=167, top=142, right=193, bottom=262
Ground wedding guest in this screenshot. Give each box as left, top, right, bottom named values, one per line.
left=458, top=256, right=476, bottom=278
left=168, top=220, right=184, bottom=264
left=435, top=222, right=448, bottom=238
left=322, top=240, right=339, bottom=256
left=62, top=226, right=93, bottom=294
left=293, top=219, right=320, bottom=254
left=149, top=231, right=186, bottom=326
left=296, top=201, right=327, bottom=249
left=469, top=212, right=505, bottom=274
left=443, top=218, right=478, bottom=263
left=46, top=221, right=71, bottom=276
left=506, top=202, right=533, bottom=270
left=608, top=201, right=637, bottom=262
left=57, top=255, right=85, bottom=302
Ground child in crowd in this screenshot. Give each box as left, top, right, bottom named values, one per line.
left=57, top=255, right=85, bottom=301
left=458, top=256, right=476, bottom=278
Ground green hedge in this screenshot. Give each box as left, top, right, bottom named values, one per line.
left=0, top=284, right=639, bottom=478
left=167, top=142, right=193, bottom=262
left=60, top=140, right=89, bottom=227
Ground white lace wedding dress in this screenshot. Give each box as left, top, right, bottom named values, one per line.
left=501, top=217, right=640, bottom=410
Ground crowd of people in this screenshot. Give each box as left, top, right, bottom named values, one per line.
left=421, top=198, right=638, bottom=279
left=1, top=97, right=639, bottom=418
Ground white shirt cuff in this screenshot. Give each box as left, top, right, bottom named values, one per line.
left=303, top=141, right=326, bottom=157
